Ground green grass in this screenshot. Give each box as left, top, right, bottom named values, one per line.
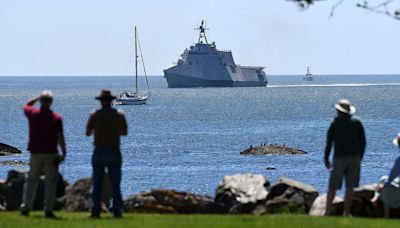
left=0, top=212, right=398, bottom=228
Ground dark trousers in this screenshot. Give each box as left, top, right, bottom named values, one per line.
left=91, top=148, right=123, bottom=215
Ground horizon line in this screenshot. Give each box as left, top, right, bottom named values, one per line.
left=0, top=74, right=400, bottom=77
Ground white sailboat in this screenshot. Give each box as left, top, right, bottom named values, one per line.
left=115, top=26, right=150, bottom=105
left=303, top=66, right=313, bottom=81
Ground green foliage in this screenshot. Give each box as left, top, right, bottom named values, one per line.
left=266, top=202, right=307, bottom=214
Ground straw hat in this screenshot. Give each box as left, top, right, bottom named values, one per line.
left=335, top=99, right=356, bottom=114
left=95, top=90, right=116, bottom=100
left=393, top=133, right=400, bottom=147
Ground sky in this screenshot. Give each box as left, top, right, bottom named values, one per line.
left=0, top=0, right=399, bottom=76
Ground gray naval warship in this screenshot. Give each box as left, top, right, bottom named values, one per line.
left=164, top=21, right=268, bottom=88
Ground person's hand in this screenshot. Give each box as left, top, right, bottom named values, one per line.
left=325, top=160, right=332, bottom=169
left=60, top=154, right=66, bottom=163
left=375, top=183, right=384, bottom=192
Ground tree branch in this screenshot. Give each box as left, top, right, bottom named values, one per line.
left=329, top=0, right=345, bottom=17
left=288, top=0, right=400, bottom=20
left=357, top=0, right=400, bottom=20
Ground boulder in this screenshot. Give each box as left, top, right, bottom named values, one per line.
left=240, top=146, right=307, bottom=155
left=3, top=170, right=25, bottom=210
left=0, top=179, right=5, bottom=196
left=62, top=178, right=92, bottom=211
left=309, top=194, right=344, bottom=216
left=309, top=185, right=385, bottom=217
left=124, top=190, right=173, bottom=213
left=255, top=177, right=318, bottom=214
left=124, top=189, right=220, bottom=214
left=62, top=175, right=111, bottom=212
left=3, top=169, right=67, bottom=210
left=0, top=196, right=5, bottom=211
left=0, top=180, right=6, bottom=210
left=0, top=160, right=29, bottom=166
left=0, top=143, right=22, bottom=156
left=349, top=184, right=400, bottom=218
left=351, top=184, right=377, bottom=217
left=215, top=173, right=269, bottom=213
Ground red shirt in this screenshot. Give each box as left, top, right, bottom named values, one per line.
left=24, top=105, right=63, bottom=154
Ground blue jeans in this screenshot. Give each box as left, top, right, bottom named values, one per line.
left=91, top=148, right=122, bottom=215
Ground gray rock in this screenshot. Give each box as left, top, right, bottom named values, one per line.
left=215, top=173, right=269, bottom=213
left=3, top=169, right=66, bottom=210
left=0, top=160, right=29, bottom=166
left=347, top=184, right=400, bottom=218
left=0, top=196, right=5, bottom=211
left=62, top=175, right=111, bottom=212
left=0, top=179, right=5, bottom=196
left=309, top=185, right=381, bottom=217
left=268, top=178, right=318, bottom=209
left=351, top=184, right=377, bottom=217
left=124, top=189, right=219, bottom=214
left=354, top=184, right=376, bottom=201
left=0, top=143, right=22, bottom=156
left=309, top=194, right=344, bottom=216
left=255, top=177, right=318, bottom=214
left=3, top=170, right=25, bottom=210
left=0, top=179, right=5, bottom=210
left=240, top=146, right=307, bottom=155
left=62, top=178, right=92, bottom=211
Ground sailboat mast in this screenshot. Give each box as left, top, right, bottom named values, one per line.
left=135, top=26, right=138, bottom=93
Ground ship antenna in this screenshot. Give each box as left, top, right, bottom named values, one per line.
left=195, top=20, right=209, bottom=44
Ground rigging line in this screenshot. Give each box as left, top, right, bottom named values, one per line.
left=137, top=30, right=150, bottom=92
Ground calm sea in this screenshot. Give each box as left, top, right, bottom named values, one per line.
left=1, top=75, right=400, bottom=196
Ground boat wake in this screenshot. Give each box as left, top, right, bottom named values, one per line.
left=268, top=83, right=400, bottom=88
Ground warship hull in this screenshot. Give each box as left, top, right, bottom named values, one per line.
left=164, top=21, right=268, bottom=88
left=164, top=73, right=267, bottom=88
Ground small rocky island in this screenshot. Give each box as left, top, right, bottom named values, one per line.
left=0, top=143, right=22, bottom=156
left=240, top=145, right=308, bottom=155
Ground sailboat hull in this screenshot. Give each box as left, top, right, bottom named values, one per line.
left=115, top=96, right=149, bottom=105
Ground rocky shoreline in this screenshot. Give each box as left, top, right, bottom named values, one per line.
left=0, top=160, right=28, bottom=166
left=0, top=169, right=397, bottom=218
left=240, top=145, right=308, bottom=155
left=0, top=143, right=21, bottom=157
left=0, top=143, right=394, bottom=217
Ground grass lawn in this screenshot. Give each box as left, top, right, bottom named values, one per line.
left=0, top=212, right=398, bottom=228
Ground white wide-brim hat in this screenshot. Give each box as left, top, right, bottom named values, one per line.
left=393, top=133, right=400, bottom=147
left=335, top=99, right=356, bottom=114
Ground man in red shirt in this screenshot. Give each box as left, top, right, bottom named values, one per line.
left=20, top=90, right=66, bottom=218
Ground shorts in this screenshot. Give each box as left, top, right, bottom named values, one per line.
left=381, top=184, right=400, bottom=208
left=329, top=156, right=361, bottom=190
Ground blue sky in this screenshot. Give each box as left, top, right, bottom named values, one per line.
left=0, top=0, right=399, bottom=76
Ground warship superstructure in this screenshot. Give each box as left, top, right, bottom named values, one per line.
left=163, top=21, right=268, bottom=88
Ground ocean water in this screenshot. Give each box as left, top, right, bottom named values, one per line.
left=1, top=75, right=400, bottom=197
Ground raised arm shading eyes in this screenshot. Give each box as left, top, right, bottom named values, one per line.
left=25, top=96, right=41, bottom=107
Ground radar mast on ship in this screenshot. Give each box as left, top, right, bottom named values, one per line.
left=195, top=20, right=209, bottom=44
